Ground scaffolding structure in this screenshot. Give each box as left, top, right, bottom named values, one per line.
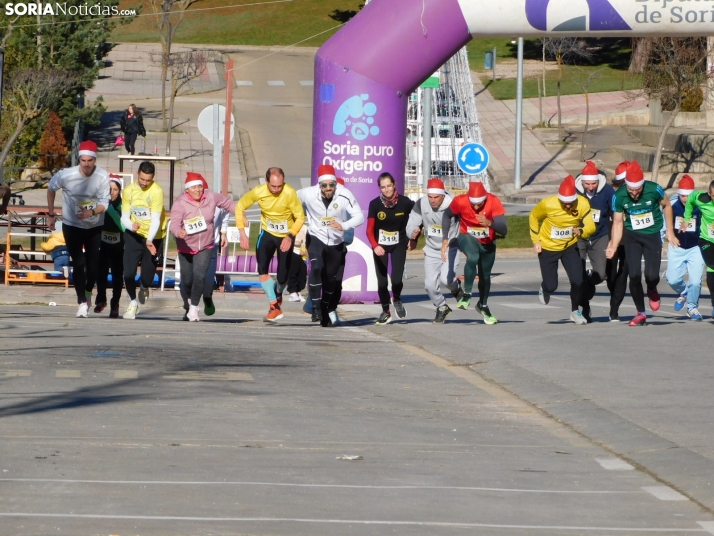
left=405, top=47, right=489, bottom=194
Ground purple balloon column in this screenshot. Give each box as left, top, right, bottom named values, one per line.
left=311, top=0, right=471, bottom=303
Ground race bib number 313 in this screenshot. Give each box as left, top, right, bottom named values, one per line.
left=267, top=219, right=288, bottom=234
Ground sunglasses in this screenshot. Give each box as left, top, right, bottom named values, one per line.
left=320, top=182, right=337, bottom=189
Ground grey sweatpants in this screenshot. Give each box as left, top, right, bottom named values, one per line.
left=178, top=248, right=213, bottom=308
left=424, top=247, right=461, bottom=308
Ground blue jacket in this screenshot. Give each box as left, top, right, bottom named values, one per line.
left=671, top=195, right=700, bottom=249
left=575, top=172, right=615, bottom=242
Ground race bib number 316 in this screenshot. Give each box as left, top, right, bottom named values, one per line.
left=184, top=215, right=207, bottom=235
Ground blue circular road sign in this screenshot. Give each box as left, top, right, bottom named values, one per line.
left=457, top=143, right=490, bottom=175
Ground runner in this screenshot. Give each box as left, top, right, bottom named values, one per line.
left=170, top=173, right=235, bottom=321
left=299, top=164, right=364, bottom=326
left=235, top=167, right=305, bottom=322
left=94, top=175, right=125, bottom=318
left=530, top=175, right=596, bottom=325
left=442, top=181, right=506, bottom=324
left=120, top=161, right=167, bottom=320
left=327, top=176, right=354, bottom=326
left=406, top=178, right=463, bottom=324
left=606, top=161, right=678, bottom=326
left=606, top=161, right=630, bottom=322
left=47, top=140, right=110, bottom=318
left=682, top=178, right=714, bottom=319
left=574, top=160, right=615, bottom=322
left=666, top=175, right=704, bottom=320
left=367, top=172, right=414, bottom=325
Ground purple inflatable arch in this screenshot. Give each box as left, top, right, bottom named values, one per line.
left=311, top=0, right=710, bottom=303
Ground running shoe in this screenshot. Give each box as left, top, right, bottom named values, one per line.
left=451, top=282, right=465, bottom=303
left=375, top=311, right=392, bottom=325
left=109, top=307, right=119, bottom=319
left=475, top=302, right=498, bottom=325
left=76, top=302, right=89, bottom=318
left=94, top=301, right=107, bottom=314
left=433, top=305, right=452, bottom=324
left=264, top=304, right=283, bottom=322
left=582, top=307, right=593, bottom=324
left=539, top=287, right=550, bottom=305
left=456, top=296, right=471, bottom=310
left=62, top=266, right=69, bottom=278
left=123, top=302, right=139, bottom=319
left=187, top=305, right=200, bottom=322
left=274, top=282, right=283, bottom=308
left=138, top=287, right=149, bottom=305
left=393, top=299, right=407, bottom=319
left=311, top=308, right=322, bottom=323
left=328, top=311, right=341, bottom=326
left=647, top=288, right=660, bottom=311
left=289, top=293, right=304, bottom=302
left=629, top=312, right=647, bottom=327
left=182, top=309, right=189, bottom=321
left=203, top=296, right=215, bottom=316
left=687, top=307, right=703, bottom=321
left=674, top=295, right=687, bottom=312
left=609, top=315, right=620, bottom=322
left=570, top=310, right=587, bottom=325
left=320, top=313, right=332, bottom=328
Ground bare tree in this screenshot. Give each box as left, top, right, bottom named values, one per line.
left=0, top=69, right=78, bottom=180
left=148, top=0, right=202, bottom=129
left=569, top=66, right=607, bottom=161
left=629, top=38, right=652, bottom=74
left=640, top=37, right=707, bottom=184
left=543, top=38, right=593, bottom=140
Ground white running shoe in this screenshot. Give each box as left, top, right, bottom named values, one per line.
left=328, top=311, right=340, bottom=326
left=288, top=292, right=302, bottom=302
left=570, top=310, right=587, bottom=325
left=76, top=302, right=89, bottom=318
left=138, top=287, right=149, bottom=304
left=123, top=301, right=139, bottom=319
left=187, top=305, right=200, bottom=322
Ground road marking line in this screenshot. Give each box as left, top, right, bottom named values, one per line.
left=0, top=370, right=31, bottom=377
left=596, top=458, right=634, bottom=471
left=113, top=370, right=138, bottom=379
left=501, top=303, right=559, bottom=309
left=55, top=370, right=81, bottom=378
left=0, top=513, right=703, bottom=531
left=642, top=486, right=689, bottom=501
left=162, top=372, right=253, bottom=381
left=236, top=80, right=253, bottom=86
left=299, top=80, right=313, bottom=86
left=267, top=80, right=285, bottom=86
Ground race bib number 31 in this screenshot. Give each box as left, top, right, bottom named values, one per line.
left=184, top=215, right=207, bottom=235
left=427, top=225, right=443, bottom=237
left=378, top=229, right=399, bottom=245
left=551, top=226, right=573, bottom=240
left=630, top=212, right=654, bottom=230
left=267, top=219, right=288, bottom=234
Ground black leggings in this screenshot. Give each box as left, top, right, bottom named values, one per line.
left=606, top=245, right=629, bottom=317
left=123, top=231, right=162, bottom=301
left=96, top=242, right=124, bottom=308
left=538, top=244, right=583, bottom=311
left=622, top=230, right=662, bottom=312
left=256, top=230, right=292, bottom=285
left=62, top=224, right=102, bottom=304
left=373, top=241, right=408, bottom=311
left=287, top=252, right=306, bottom=294
left=178, top=248, right=213, bottom=307
left=307, top=237, right=345, bottom=313
left=124, top=132, right=138, bottom=155
left=698, top=238, right=714, bottom=307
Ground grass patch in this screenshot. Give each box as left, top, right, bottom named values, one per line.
left=498, top=215, right=531, bottom=249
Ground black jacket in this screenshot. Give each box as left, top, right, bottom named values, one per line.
left=120, top=112, right=146, bottom=137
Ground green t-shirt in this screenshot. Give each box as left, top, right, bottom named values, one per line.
left=613, top=181, right=665, bottom=234
left=684, top=191, right=714, bottom=243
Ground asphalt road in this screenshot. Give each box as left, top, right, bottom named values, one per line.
left=2, top=255, right=714, bottom=535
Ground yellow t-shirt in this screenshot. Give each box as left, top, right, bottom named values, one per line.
left=121, top=181, right=167, bottom=239
left=235, top=183, right=305, bottom=237
left=529, top=194, right=595, bottom=251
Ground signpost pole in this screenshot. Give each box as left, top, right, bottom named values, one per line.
left=514, top=37, right=524, bottom=191
left=212, top=104, right=222, bottom=192
left=222, top=59, right=234, bottom=196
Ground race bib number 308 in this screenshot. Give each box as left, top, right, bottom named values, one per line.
left=550, top=226, right=573, bottom=240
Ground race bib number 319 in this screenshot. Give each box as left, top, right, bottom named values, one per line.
left=378, top=230, right=399, bottom=245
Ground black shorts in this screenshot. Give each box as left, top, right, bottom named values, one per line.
left=256, top=230, right=293, bottom=282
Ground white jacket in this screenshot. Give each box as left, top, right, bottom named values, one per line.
left=298, top=184, right=364, bottom=246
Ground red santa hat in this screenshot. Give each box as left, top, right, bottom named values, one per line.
left=78, top=140, right=97, bottom=158
left=580, top=160, right=600, bottom=182
left=336, top=177, right=345, bottom=185
left=108, top=173, right=123, bottom=189
left=558, top=175, right=578, bottom=203
left=678, top=174, right=695, bottom=196
left=624, top=161, right=645, bottom=188
left=185, top=172, right=207, bottom=189
left=317, top=164, right=337, bottom=183
left=468, top=181, right=488, bottom=204
left=427, top=178, right=445, bottom=195
left=615, top=161, right=630, bottom=182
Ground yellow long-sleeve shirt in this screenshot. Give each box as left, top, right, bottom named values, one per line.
left=529, top=194, right=596, bottom=251
left=235, top=183, right=305, bottom=237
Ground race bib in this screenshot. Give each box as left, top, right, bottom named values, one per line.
left=130, top=206, right=151, bottom=221
left=591, top=210, right=601, bottom=223
left=101, top=231, right=120, bottom=244
left=184, top=215, right=207, bottom=235
left=675, top=216, right=696, bottom=232
left=427, top=225, right=442, bottom=237
left=467, top=227, right=489, bottom=239
left=378, top=229, right=399, bottom=245
left=79, top=200, right=96, bottom=213
left=630, top=212, right=654, bottom=230
left=708, top=224, right=714, bottom=239
left=267, top=219, right=288, bottom=234
left=551, top=226, right=573, bottom=240
left=319, top=217, right=336, bottom=227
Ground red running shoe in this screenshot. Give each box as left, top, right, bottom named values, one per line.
left=647, top=288, right=660, bottom=311
left=629, top=312, right=647, bottom=326
left=264, top=304, right=284, bottom=323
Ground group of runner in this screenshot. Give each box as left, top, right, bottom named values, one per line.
left=44, top=145, right=714, bottom=326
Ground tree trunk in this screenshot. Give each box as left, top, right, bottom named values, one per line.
left=538, top=80, right=543, bottom=126
left=0, top=119, right=29, bottom=182
left=36, top=10, right=42, bottom=68
left=629, top=38, right=652, bottom=74
left=166, top=79, right=177, bottom=151
left=581, top=91, right=589, bottom=162
left=161, top=59, right=168, bottom=129
left=651, top=102, right=680, bottom=186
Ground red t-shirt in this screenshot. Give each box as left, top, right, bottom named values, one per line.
left=449, top=193, right=506, bottom=244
